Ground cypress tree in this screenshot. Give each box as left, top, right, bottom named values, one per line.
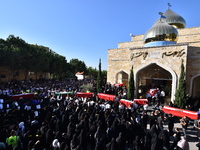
left=174, top=59, right=187, bottom=109
left=127, top=65, right=135, bottom=100
left=96, top=59, right=102, bottom=93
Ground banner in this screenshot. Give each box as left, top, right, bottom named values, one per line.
left=162, top=106, right=198, bottom=120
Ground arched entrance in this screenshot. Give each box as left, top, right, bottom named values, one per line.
left=190, top=74, right=200, bottom=97
left=116, top=70, right=129, bottom=87
left=135, top=63, right=177, bottom=103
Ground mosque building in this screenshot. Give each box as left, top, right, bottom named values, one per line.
left=107, top=4, right=200, bottom=102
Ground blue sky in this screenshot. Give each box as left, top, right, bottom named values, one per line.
left=0, top=0, right=199, bottom=70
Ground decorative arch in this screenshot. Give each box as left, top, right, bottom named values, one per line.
left=115, top=70, right=129, bottom=87
left=135, top=62, right=177, bottom=102
left=150, top=71, right=172, bottom=79
left=116, top=69, right=129, bottom=75
left=189, top=74, right=200, bottom=97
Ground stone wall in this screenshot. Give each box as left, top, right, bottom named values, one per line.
left=107, top=48, right=130, bottom=84
left=0, top=66, right=50, bottom=82
left=186, top=42, right=200, bottom=95
left=108, top=44, right=188, bottom=84
left=118, top=35, right=144, bottom=48
left=178, top=26, right=200, bottom=43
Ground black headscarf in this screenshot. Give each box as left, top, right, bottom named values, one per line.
left=116, top=132, right=126, bottom=150
left=77, top=129, right=87, bottom=149
left=151, top=132, right=158, bottom=150
left=70, top=134, right=78, bottom=150
left=66, top=122, right=75, bottom=141
left=46, top=129, right=54, bottom=147
left=106, top=137, right=119, bottom=150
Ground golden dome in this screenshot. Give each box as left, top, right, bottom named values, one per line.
left=160, top=8, right=186, bottom=28
left=144, top=19, right=178, bottom=44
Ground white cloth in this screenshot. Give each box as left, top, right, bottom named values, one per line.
left=18, top=122, right=25, bottom=136
left=146, top=93, right=152, bottom=98
left=105, top=104, right=111, bottom=109
left=52, top=139, right=60, bottom=148
left=119, top=104, right=125, bottom=110
left=18, top=122, right=24, bottom=128
left=143, top=104, right=148, bottom=110
left=99, top=104, right=105, bottom=110
left=134, top=103, right=138, bottom=109
left=160, top=91, right=165, bottom=97
left=177, top=136, right=189, bottom=150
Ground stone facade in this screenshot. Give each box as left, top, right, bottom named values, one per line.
left=107, top=26, right=200, bottom=101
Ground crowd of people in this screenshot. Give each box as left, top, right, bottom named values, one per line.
left=0, top=79, right=194, bottom=150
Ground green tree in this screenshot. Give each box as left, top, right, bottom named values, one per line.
left=0, top=39, right=7, bottom=65
left=45, top=49, right=55, bottom=79
left=174, top=59, right=187, bottom=109
left=30, top=45, right=50, bottom=79
left=101, top=70, right=107, bottom=82
left=0, top=34, right=103, bottom=81
left=80, top=83, right=95, bottom=93
left=127, top=65, right=135, bottom=100
left=69, top=59, right=87, bottom=74
left=4, top=45, right=21, bottom=80
left=65, top=62, right=74, bottom=78
left=16, top=39, right=32, bottom=80
left=86, top=67, right=98, bottom=78
left=53, top=54, right=67, bottom=79
left=4, top=35, right=27, bottom=79
left=96, top=59, right=103, bottom=93
left=0, top=39, right=7, bottom=83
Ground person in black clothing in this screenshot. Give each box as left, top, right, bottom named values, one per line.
left=149, top=111, right=157, bottom=129
left=116, top=132, right=126, bottom=150
left=180, top=116, right=189, bottom=138
left=132, top=135, right=143, bottom=150
left=169, top=128, right=181, bottom=150
left=141, top=111, right=148, bottom=132
left=157, top=114, right=164, bottom=131
left=159, top=130, right=170, bottom=150
left=106, top=137, right=119, bottom=150
left=151, top=132, right=158, bottom=150
left=45, top=128, right=54, bottom=149
left=196, top=140, right=200, bottom=150
left=77, top=129, right=88, bottom=150
left=167, top=114, right=175, bottom=136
